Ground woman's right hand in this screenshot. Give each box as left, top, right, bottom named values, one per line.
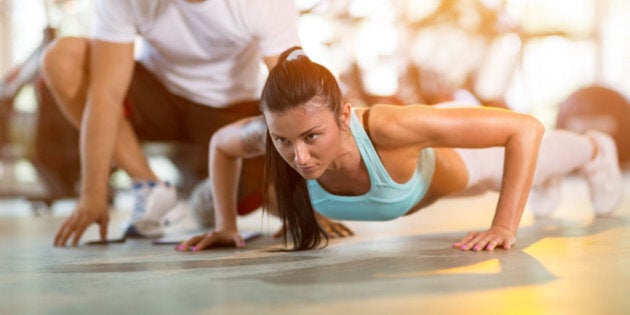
left=175, top=230, right=245, bottom=252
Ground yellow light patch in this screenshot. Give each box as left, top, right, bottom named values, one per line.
left=375, top=258, right=502, bottom=279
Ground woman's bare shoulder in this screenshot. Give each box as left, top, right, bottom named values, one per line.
left=358, top=104, right=434, bottom=148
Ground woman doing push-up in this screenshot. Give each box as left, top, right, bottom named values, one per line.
left=177, top=46, right=623, bottom=252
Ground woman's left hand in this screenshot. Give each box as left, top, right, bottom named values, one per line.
left=452, top=226, right=516, bottom=251
left=316, top=215, right=354, bottom=238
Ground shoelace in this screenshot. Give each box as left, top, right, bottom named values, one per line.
left=132, top=181, right=157, bottom=221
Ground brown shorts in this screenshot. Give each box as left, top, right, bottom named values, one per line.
left=125, top=63, right=263, bottom=194
left=125, top=62, right=261, bottom=145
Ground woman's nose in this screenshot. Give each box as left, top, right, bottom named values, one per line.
left=293, top=142, right=310, bottom=165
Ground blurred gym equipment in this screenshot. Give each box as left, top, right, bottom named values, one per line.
left=0, top=18, right=74, bottom=212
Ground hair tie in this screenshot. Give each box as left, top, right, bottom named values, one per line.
left=286, top=49, right=307, bottom=61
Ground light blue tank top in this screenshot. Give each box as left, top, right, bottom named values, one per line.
left=307, top=110, right=435, bottom=221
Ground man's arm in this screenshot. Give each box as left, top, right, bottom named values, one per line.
left=54, top=40, right=135, bottom=246
left=81, top=40, right=135, bottom=204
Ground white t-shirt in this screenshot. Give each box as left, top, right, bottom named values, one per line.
left=92, top=0, right=300, bottom=108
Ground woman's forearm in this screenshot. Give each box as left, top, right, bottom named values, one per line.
left=492, top=118, right=544, bottom=234
left=210, top=142, right=241, bottom=232
left=210, top=116, right=267, bottom=232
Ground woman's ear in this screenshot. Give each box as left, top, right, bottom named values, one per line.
left=340, top=102, right=352, bottom=130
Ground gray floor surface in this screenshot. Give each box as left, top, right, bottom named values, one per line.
left=1, top=173, right=629, bottom=315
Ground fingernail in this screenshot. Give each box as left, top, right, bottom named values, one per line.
left=192, top=246, right=198, bottom=252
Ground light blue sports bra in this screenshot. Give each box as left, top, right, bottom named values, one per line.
left=307, top=109, right=435, bottom=221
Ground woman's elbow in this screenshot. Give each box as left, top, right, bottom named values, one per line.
left=210, top=119, right=266, bottom=159
left=518, top=115, right=545, bottom=148
left=528, top=116, right=545, bottom=140
left=209, top=126, right=228, bottom=150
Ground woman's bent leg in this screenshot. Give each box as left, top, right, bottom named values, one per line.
left=528, top=130, right=593, bottom=217
left=454, top=129, right=621, bottom=217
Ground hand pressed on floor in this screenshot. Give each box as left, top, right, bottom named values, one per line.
left=176, top=230, right=245, bottom=252
left=452, top=226, right=515, bottom=251
left=54, top=199, right=109, bottom=247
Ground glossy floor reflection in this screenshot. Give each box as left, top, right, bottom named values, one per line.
left=1, top=173, right=629, bottom=315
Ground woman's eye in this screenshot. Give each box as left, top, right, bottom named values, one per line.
left=274, top=137, right=287, bottom=145
left=305, top=133, right=318, bottom=142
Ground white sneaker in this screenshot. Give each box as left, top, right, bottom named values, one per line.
left=581, top=131, right=623, bottom=216
left=528, top=176, right=562, bottom=219
left=189, top=178, right=215, bottom=228
left=124, top=181, right=178, bottom=237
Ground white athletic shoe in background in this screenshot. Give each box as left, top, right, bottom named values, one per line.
left=124, top=181, right=178, bottom=237
left=528, top=176, right=562, bottom=219
left=581, top=130, right=623, bottom=216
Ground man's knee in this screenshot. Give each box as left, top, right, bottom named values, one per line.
left=40, top=37, right=89, bottom=83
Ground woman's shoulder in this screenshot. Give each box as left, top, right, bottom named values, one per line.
left=359, top=104, right=436, bottom=149
left=356, top=105, right=414, bottom=144
left=366, top=103, right=434, bottom=116
left=362, top=103, right=433, bottom=128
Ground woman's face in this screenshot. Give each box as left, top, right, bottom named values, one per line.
left=265, top=100, right=345, bottom=180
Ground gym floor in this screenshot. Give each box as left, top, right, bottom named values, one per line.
left=1, top=172, right=629, bottom=315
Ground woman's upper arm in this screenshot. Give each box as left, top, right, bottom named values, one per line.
left=370, top=105, right=544, bottom=149
left=212, top=115, right=267, bottom=159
